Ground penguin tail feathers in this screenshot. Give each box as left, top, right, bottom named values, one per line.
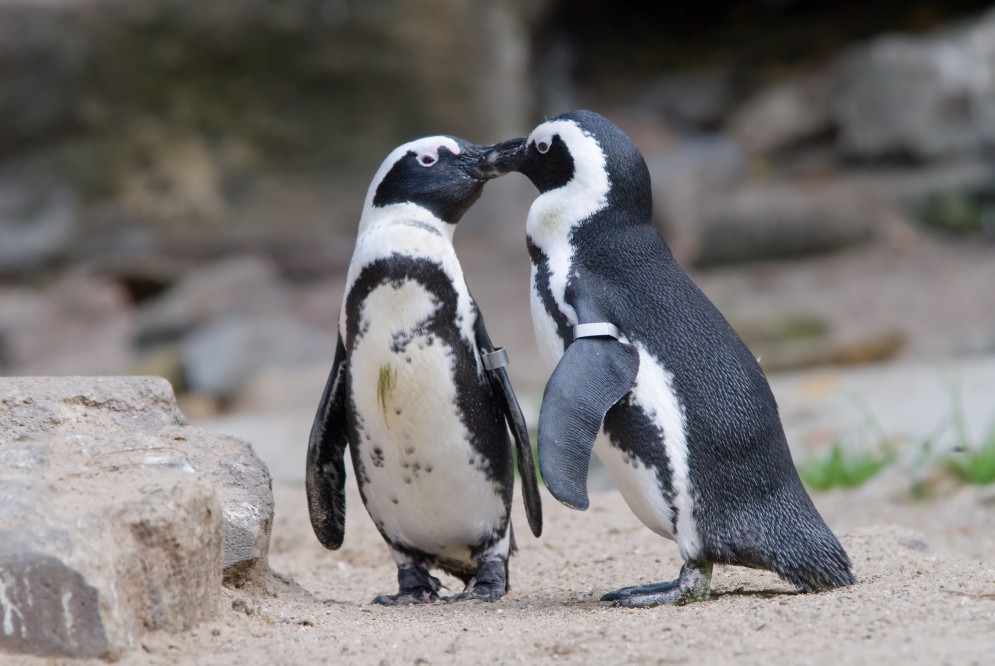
left=776, top=528, right=856, bottom=592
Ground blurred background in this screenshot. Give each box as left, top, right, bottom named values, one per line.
left=1, top=0, right=994, bottom=492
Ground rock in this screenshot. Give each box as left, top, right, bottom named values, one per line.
left=835, top=8, right=995, bottom=160
left=182, top=315, right=333, bottom=398
left=0, top=273, right=134, bottom=376
left=159, top=424, right=274, bottom=584
left=0, top=376, right=274, bottom=658
left=194, top=410, right=313, bottom=484
left=134, top=255, right=287, bottom=346
left=0, top=474, right=219, bottom=660
left=0, top=174, right=78, bottom=276
left=0, top=1, right=90, bottom=149
left=646, top=135, right=745, bottom=262
left=695, top=179, right=874, bottom=266
left=636, top=67, right=739, bottom=130
left=128, top=342, right=187, bottom=392
left=728, top=69, right=835, bottom=155
left=231, top=362, right=332, bottom=414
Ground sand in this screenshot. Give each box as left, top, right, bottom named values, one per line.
left=55, top=478, right=993, bottom=666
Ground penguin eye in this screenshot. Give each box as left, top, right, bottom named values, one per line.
left=419, top=154, right=437, bottom=167
left=535, top=140, right=550, bottom=154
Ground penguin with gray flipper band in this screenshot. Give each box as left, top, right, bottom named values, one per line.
left=306, top=135, right=542, bottom=605
left=477, top=110, right=854, bottom=606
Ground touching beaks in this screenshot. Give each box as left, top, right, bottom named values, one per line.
left=475, top=137, right=527, bottom=179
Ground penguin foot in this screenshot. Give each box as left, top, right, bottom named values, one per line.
left=446, top=558, right=508, bottom=603
left=372, top=563, right=442, bottom=605
left=371, top=590, right=439, bottom=605
left=600, top=579, right=679, bottom=602
left=602, top=561, right=713, bottom=607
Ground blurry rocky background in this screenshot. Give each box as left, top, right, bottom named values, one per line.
left=2, top=0, right=995, bottom=477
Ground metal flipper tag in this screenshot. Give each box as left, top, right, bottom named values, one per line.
left=573, top=322, right=621, bottom=340
left=481, top=347, right=510, bottom=371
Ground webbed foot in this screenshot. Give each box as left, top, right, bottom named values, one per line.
left=602, top=561, right=712, bottom=607
left=446, top=558, right=508, bottom=602
left=371, top=563, right=442, bottom=605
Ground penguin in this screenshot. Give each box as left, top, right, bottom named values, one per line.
left=476, top=110, right=854, bottom=606
left=306, top=135, right=542, bottom=605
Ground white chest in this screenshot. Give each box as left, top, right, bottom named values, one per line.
left=347, top=279, right=506, bottom=563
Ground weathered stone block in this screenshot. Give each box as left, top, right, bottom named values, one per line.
left=0, top=376, right=274, bottom=659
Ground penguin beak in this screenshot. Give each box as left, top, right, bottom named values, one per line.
left=475, top=138, right=526, bottom=179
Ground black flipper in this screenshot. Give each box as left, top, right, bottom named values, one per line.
left=305, top=336, right=349, bottom=550
left=538, top=336, right=639, bottom=511
left=474, top=313, right=543, bottom=538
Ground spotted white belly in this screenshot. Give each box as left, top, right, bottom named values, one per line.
left=349, top=280, right=506, bottom=563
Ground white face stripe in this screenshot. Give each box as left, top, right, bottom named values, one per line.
left=361, top=136, right=462, bottom=215
left=525, top=118, right=611, bottom=232
left=525, top=118, right=612, bottom=356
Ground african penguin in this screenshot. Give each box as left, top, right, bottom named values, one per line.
left=306, top=135, right=542, bottom=605
left=477, top=110, right=854, bottom=606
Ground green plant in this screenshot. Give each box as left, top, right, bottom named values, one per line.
left=797, top=442, right=898, bottom=491
left=942, top=425, right=995, bottom=485
left=936, top=376, right=995, bottom=486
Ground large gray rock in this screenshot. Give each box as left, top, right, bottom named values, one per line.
left=182, top=315, right=332, bottom=399
left=0, top=273, right=133, bottom=376
left=0, top=376, right=274, bottom=659
left=729, top=69, right=835, bottom=155
left=636, top=67, right=739, bottom=130
left=836, top=9, right=995, bottom=160
left=0, top=174, right=77, bottom=276
left=134, top=255, right=287, bottom=346
left=695, top=179, right=874, bottom=266
left=647, top=135, right=745, bottom=262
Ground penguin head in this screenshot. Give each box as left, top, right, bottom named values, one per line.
left=363, top=136, right=489, bottom=226
left=479, top=110, right=653, bottom=224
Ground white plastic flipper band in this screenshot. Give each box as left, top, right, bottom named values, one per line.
left=573, top=322, right=621, bottom=340
left=481, top=347, right=510, bottom=371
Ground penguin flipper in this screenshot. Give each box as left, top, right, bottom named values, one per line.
left=493, top=365, right=543, bottom=538
left=474, top=314, right=543, bottom=538
left=306, top=336, right=349, bottom=550
left=538, top=337, right=640, bottom=511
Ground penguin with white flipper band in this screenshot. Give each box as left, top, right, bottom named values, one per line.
left=477, top=110, right=854, bottom=606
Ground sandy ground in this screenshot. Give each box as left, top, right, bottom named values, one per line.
left=29, top=477, right=990, bottom=666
